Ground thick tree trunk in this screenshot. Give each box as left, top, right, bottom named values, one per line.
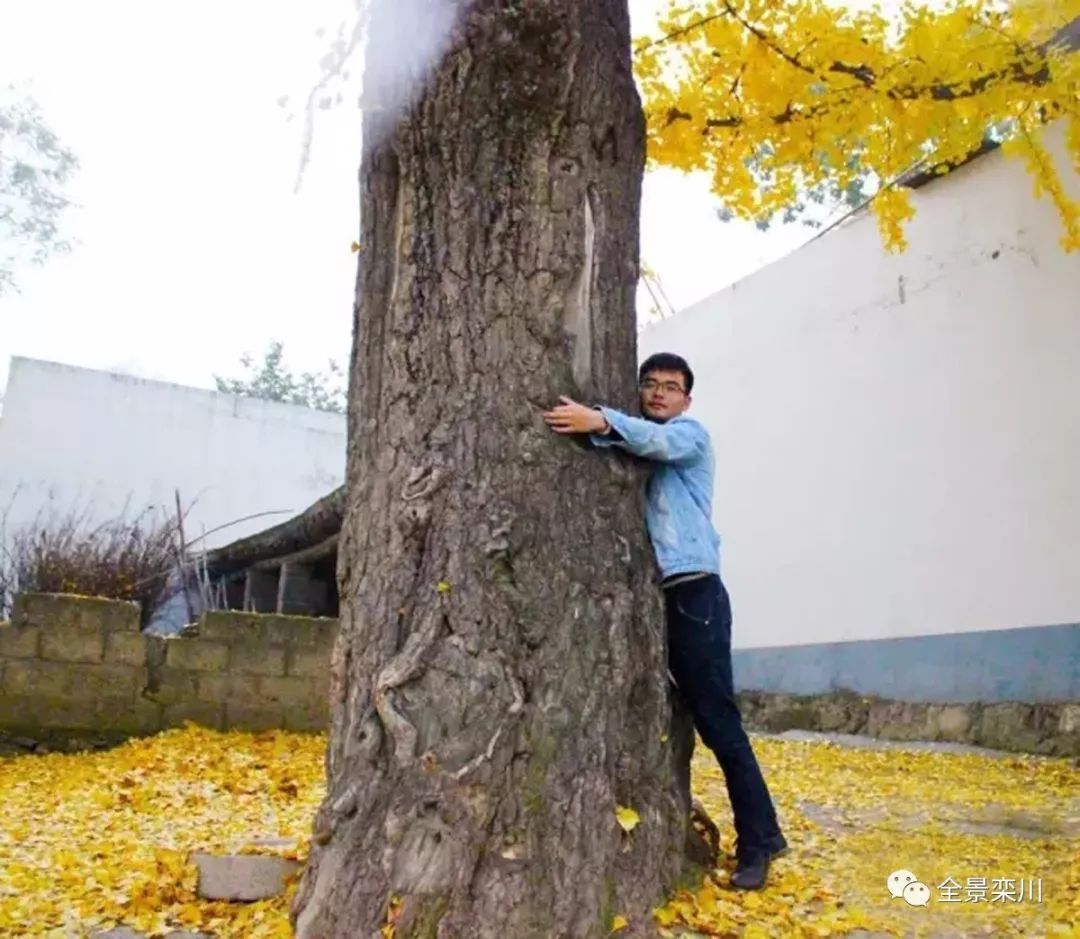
left=292, top=3, right=703, bottom=936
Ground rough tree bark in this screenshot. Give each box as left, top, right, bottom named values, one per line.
left=292, top=2, right=708, bottom=936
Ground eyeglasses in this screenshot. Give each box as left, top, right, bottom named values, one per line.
left=640, top=379, right=686, bottom=395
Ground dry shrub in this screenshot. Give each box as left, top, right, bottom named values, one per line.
left=0, top=499, right=182, bottom=626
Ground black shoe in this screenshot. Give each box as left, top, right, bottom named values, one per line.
left=732, top=833, right=789, bottom=861
left=730, top=853, right=771, bottom=890
left=762, top=832, right=789, bottom=858
left=730, top=834, right=788, bottom=890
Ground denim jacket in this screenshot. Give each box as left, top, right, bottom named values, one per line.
left=589, top=407, right=721, bottom=581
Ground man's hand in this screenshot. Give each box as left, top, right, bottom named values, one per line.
left=543, top=396, right=608, bottom=435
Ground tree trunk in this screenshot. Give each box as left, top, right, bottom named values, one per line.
left=292, top=2, right=704, bottom=935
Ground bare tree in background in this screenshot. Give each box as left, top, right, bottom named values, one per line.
left=0, top=87, right=78, bottom=295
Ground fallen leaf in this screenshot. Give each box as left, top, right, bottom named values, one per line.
left=615, top=805, right=640, bottom=833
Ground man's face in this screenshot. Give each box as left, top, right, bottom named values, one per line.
left=639, top=368, right=691, bottom=422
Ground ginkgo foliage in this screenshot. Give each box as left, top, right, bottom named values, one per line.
left=0, top=725, right=1075, bottom=937
left=635, top=0, right=1080, bottom=251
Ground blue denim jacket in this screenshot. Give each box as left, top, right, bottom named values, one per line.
left=590, top=408, right=721, bottom=580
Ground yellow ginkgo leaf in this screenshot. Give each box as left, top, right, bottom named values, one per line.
left=436, top=580, right=451, bottom=594
left=615, top=805, right=640, bottom=833
left=611, top=913, right=629, bottom=932
left=654, top=904, right=678, bottom=927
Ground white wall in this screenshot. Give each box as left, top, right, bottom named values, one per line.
left=641, top=123, right=1080, bottom=650
left=0, top=358, right=346, bottom=553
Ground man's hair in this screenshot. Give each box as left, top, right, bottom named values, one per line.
left=639, top=352, right=694, bottom=394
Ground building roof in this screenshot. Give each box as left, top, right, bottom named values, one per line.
left=202, top=485, right=344, bottom=574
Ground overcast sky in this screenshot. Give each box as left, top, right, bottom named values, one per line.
left=0, top=0, right=832, bottom=394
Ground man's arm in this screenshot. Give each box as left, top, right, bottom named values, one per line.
left=589, top=406, right=707, bottom=465
left=542, top=397, right=707, bottom=465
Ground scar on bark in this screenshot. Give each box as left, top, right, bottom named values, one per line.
left=591, top=125, right=618, bottom=165
left=563, top=187, right=596, bottom=390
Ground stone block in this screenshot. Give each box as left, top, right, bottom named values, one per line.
left=40, top=623, right=105, bottom=663
left=195, top=671, right=226, bottom=703
left=1058, top=703, right=1080, bottom=736
left=223, top=703, right=285, bottom=732
left=162, top=700, right=224, bottom=731
left=757, top=700, right=818, bottom=733
left=165, top=638, right=229, bottom=672
left=284, top=703, right=328, bottom=732
left=148, top=667, right=200, bottom=705
left=229, top=641, right=286, bottom=676
left=0, top=623, right=39, bottom=658
left=287, top=645, right=328, bottom=678
left=74, top=663, right=140, bottom=702
left=196, top=610, right=264, bottom=642
left=5, top=693, right=100, bottom=730
left=192, top=852, right=300, bottom=901
left=259, top=675, right=313, bottom=705
left=83, top=596, right=142, bottom=632
left=197, top=672, right=259, bottom=704
left=866, top=700, right=931, bottom=740
left=930, top=704, right=973, bottom=740
left=0, top=693, right=37, bottom=727
left=229, top=834, right=299, bottom=853
left=13, top=593, right=77, bottom=628
left=3, top=659, right=72, bottom=696
left=13, top=593, right=140, bottom=632
left=978, top=703, right=1040, bottom=752
left=814, top=695, right=867, bottom=734
left=1046, top=731, right=1080, bottom=758
left=105, top=632, right=148, bottom=667
left=95, top=695, right=163, bottom=735
left=197, top=610, right=338, bottom=646
left=263, top=616, right=337, bottom=648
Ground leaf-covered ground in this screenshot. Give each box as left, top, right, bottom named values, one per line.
left=655, top=735, right=1079, bottom=938
left=0, top=726, right=1075, bottom=937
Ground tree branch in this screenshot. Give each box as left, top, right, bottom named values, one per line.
left=721, top=0, right=816, bottom=76
left=636, top=11, right=732, bottom=51
left=651, top=11, right=1079, bottom=130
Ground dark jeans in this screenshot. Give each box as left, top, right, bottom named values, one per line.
left=665, top=574, right=783, bottom=860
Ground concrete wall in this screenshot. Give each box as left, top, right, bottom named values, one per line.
left=0, top=594, right=336, bottom=736
left=0, top=357, right=346, bottom=553
left=638, top=123, right=1080, bottom=702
